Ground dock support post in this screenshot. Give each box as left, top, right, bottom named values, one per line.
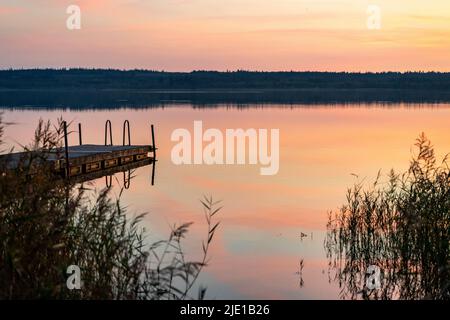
left=150, top=124, right=156, bottom=186
left=151, top=124, right=156, bottom=159
left=63, top=121, right=70, bottom=178
left=78, top=123, right=82, bottom=145
left=151, top=160, right=156, bottom=186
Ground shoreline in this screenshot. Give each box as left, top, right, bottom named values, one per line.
left=1, top=88, right=450, bottom=109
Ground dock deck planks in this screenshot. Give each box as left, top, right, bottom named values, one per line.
left=0, top=144, right=156, bottom=178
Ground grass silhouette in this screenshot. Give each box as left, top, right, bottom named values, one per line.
left=0, top=116, right=221, bottom=299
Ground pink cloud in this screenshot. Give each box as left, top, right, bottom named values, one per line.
left=0, top=6, right=24, bottom=15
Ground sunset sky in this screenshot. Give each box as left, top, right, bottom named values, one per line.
left=1, top=0, right=449, bottom=71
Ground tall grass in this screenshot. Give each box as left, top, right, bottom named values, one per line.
left=0, top=116, right=221, bottom=299
left=325, top=133, right=450, bottom=300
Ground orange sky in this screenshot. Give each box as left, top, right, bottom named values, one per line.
left=0, top=0, right=449, bottom=71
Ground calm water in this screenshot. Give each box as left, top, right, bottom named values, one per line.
left=2, top=103, right=450, bottom=299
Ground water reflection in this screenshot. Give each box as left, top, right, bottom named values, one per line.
left=3, top=104, right=450, bottom=299
left=73, top=158, right=156, bottom=187
left=102, top=160, right=156, bottom=190
left=2, top=89, right=450, bottom=109
left=325, top=135, right=450, bottom=300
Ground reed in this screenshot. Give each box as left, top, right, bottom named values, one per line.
left=0, top=116, right=221, bottom=299
left=325, top=133, right=450, bottom=300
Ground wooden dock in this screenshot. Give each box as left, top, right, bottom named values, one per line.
left=1, top=144, right=155, bottom=177
left=71, top=157, right=155, bottom=185
left=0, top=120, right=157, bottom=183
left=57, top=144, right=155, bottom=177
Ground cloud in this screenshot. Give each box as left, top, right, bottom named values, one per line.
left=0, top=5, right=24, bottom=15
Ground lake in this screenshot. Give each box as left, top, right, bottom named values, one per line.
left=1, top=102, right=450, bottom=299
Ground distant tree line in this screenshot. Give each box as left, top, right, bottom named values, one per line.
left=1, top=69, right=450, bottom=90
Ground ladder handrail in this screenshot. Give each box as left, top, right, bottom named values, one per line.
left=123, top=120, right=131, bottom=146
left=105, top=120, right=113, bottom=146
left=105, top=175, right=112, bottom=188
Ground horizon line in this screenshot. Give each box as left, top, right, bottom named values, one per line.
left=1, top=68, right=450, bottom=74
